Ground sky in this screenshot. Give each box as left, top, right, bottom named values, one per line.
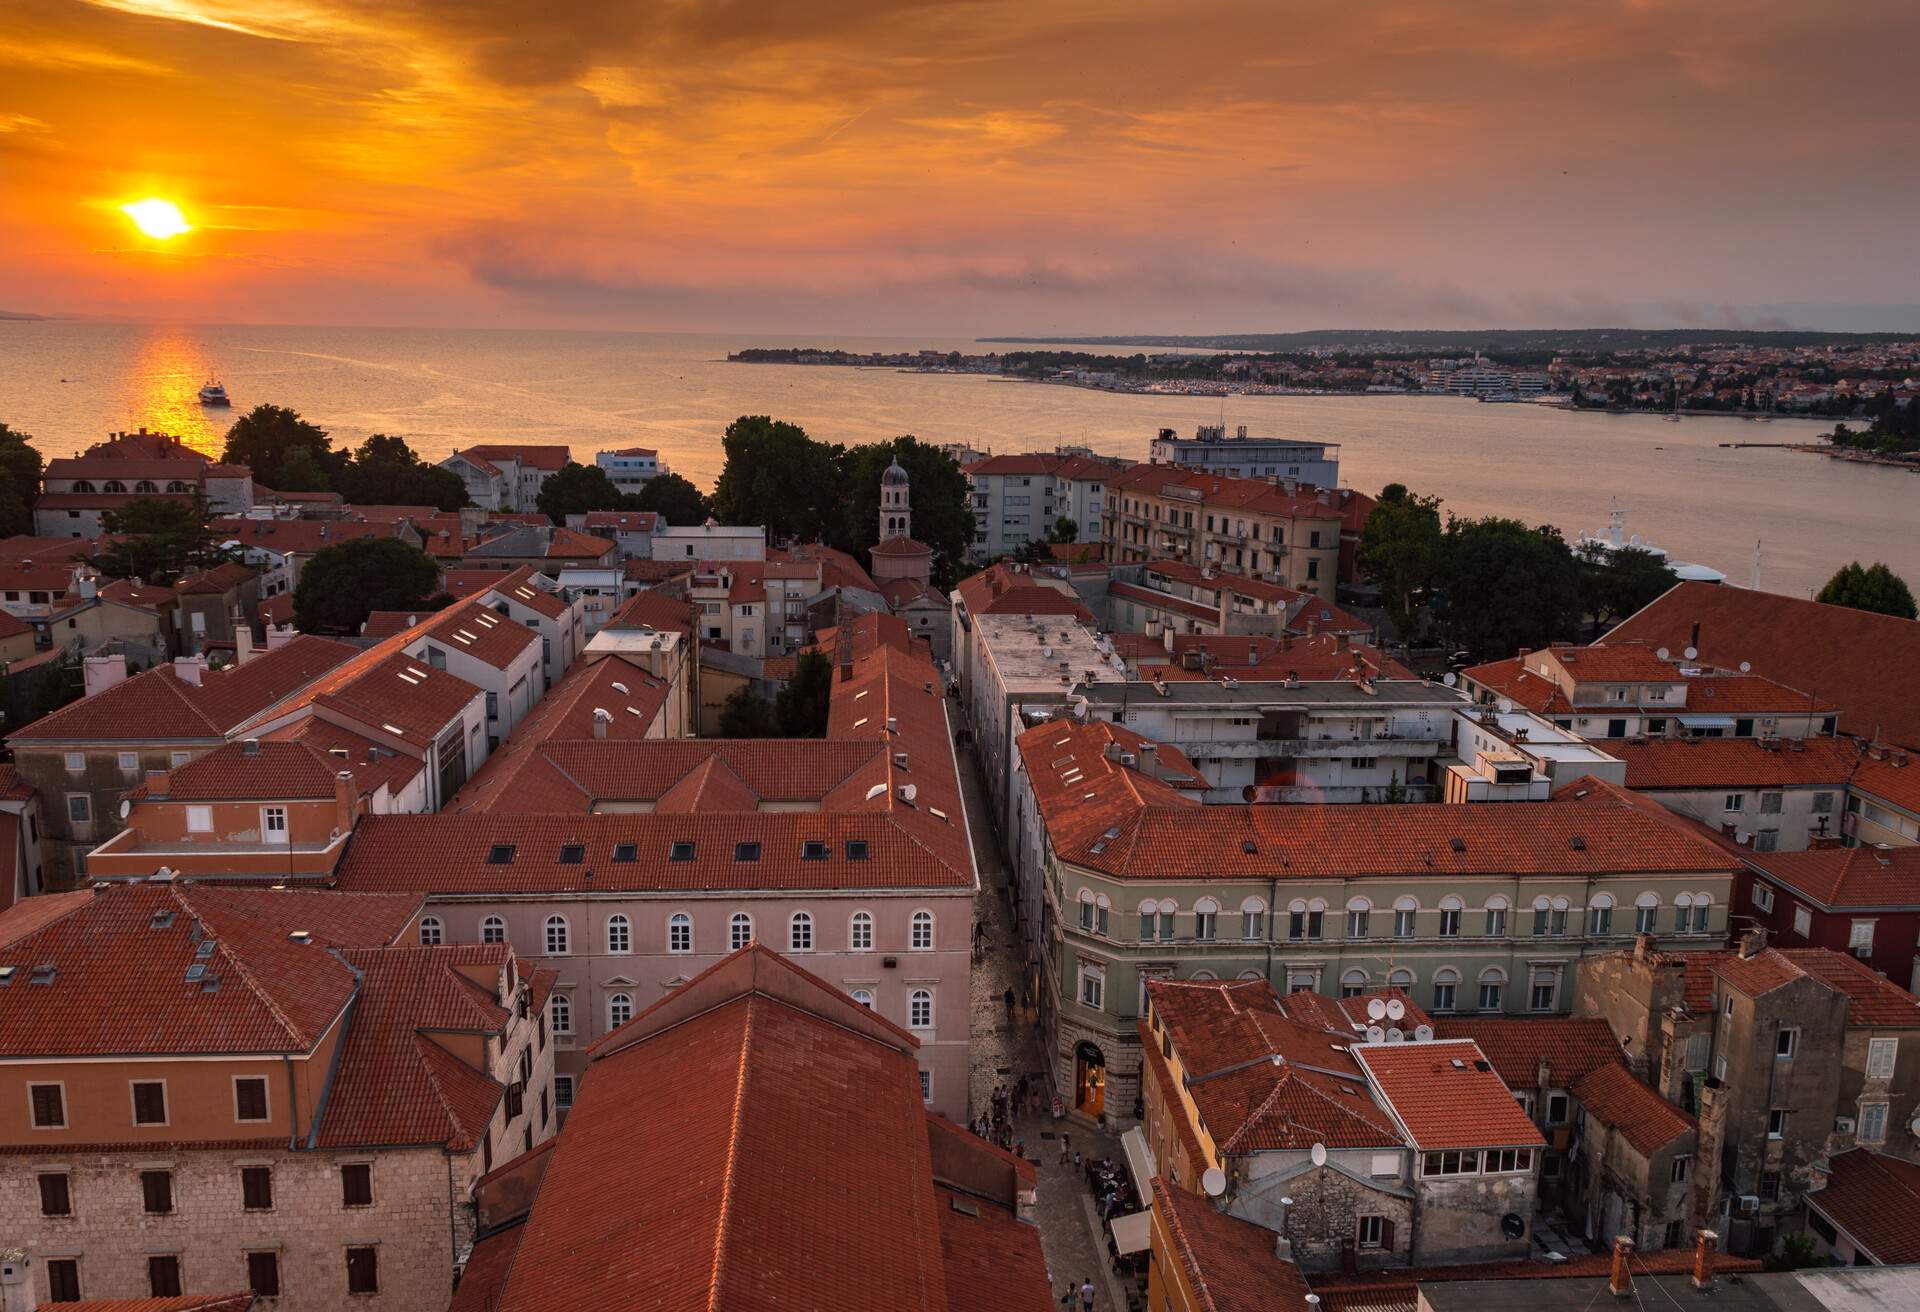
left=3, top=0, right=1918, bottom=335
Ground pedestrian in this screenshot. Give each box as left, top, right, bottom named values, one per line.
left=1073, top=1149, right=1083, bottom=1170
left=1004, top=987, right=1016, bottom=1021
left=1030, top=1085, right=1042, bottom=1116
left=1080, top=1277, right=1096, bottom=1312
left=1059, top=1132, right=1071, bottom=1166
left=1015, top=1139, right=1025, bottom=1160
left=1015, top=1074, right=1028, bottom=1107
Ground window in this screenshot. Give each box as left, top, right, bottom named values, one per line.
left=1422, top=1150, right=1477, bottom=1176
left=670, top=841, right=695, bottom=861
left=1860, top=1102, right=1888, bottom=1143
left=543, top=915, right=570, bottom=955
left=1670, top=1155, right=1690, bottom=1184
left=1194, top=908, right=1216, bottom=941
left=1530, top=971, right=1558, bottom=1012
left=734, top=842, right=761, bottom=863
left=612, top=843, right=638, bottom=863
left=235, top=1077, right=269, bottom=1122
left=606, top=915, right=631, bottom=954
left=846, top=840, right=869, bottom=861
left=1080, top=964, right=1105, bottom=1010
left=1767, top=1109, right=1786, bottom=1139
left=668, top=912, right=692, bottom=954
left=342, top=1162, right=373, bottom=1206
left=1758, top=1171, right=1780, bottom=1202
left=789, top=912, right=814, bottom=952
left=1388, top=968, right=1414, bottom=991
left=38, top=1172, right=71, bottom=1216
left=141, top=1169, right=173, bottom=1214
left=1394, top=908, right=1416, bottom=938
left=1636, top=901, right=1658, bottom=934
left=851, top=989, right=874, bottom=1008
left=1692, top=899, right=1710, bottom=934
left=186, top=805, right=212, bottom=833
left=171, top=751, right=191, bottom=767
left=1547, top=1094, right=1569, bottom=1125
left=1752, top=883, right=1774, bottom=913
left=1868, top=1038, right=1898, bottom=1080
left=1776, top=1029, right=1798, bottom=1060
left=1357, top=1215, right=1390, bottom=1249
left=555, top=1075, right=575, bottom=1109
left=149, top=1255, right=182, bottom=1298
left=608, top=993, right=633, bottom=1028
left=242, top=1165, right=273, bottom=1209
left=550, top=994, right=572, bottom=1036
left=1759, top=791, right=1783, bottom=815
left=1684, top=1032, right=1711, bottom=1071
left=1485, top=1148, right=1533, bottom=1172
left=557, top=843, right=584, bottom=864
left=1792, top=904, right=1812, bottom=937
left=912, top=910, right=934, bottom=950
left=1438, top=908, right=1461, bottom=937
left=1723, top=793, right=1745, bottom=812
left=1341, top=970, right=1368, bottom=998
left=132, top=1080, right=168, bottom=1126
left=486, top=691, right=499, bottom=719
left=262, top=806, right=288, bottom=841
left=247, top=1252, right=281, bottom=1298
left=909, top=989, right=933, bottom=1029
left=1812, top=792, right=1836, bottom=814
left=919, top=1070, right=933, bottom=1103
left=1850, top=920, right=1875, bottom=955
left=1288, top=906, right=1323, bottom=941
left=1479, top=971, right=1505, bottom=1011
left=730, top=913, right=754, bottom=950
left=47, top=1260, right=80, bottom=1302
left=346, top=1246, right=379, bottom=1295
left=851, top=911, right=874, bottom=951
left=30, top=1082, right=65, bottom=1128
left=1485, top=903, right=1508, bottom=936
left=481, top=916, right=506, bottom=944
left=66, top=793, right=91, bottom=824
left=63, top=752, right=84, bottom=773
left=1432, top=971, right=1457, bottom=1013
left=1241, top=902, right=1265, bottom=940
left=1347, top=906, right=1371, bottom=938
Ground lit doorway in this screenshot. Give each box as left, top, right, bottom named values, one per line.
left=1075, top=1041, right=1106, bottom=1119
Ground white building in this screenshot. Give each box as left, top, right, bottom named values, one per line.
left=439, top=445, right=572, bottom=512
left=963, top=451, right=1123, bottom=559
left=595, top=447, right=666, bottom=494
left=650, top=524, right=766, bottom=562
left=1146, top=424, right=1340, bottom=487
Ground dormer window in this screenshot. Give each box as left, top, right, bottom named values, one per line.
left=670, top=841, right=695, bottom=861
left=735, top=842, right=761, bottom=863
left=846, top=840, right=870, bottom=861
left=487, top=844, right=516, bottom=865
left=557, top=844, right=585, bottom=864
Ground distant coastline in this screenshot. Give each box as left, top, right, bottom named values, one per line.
left=980, top=327, right=1920, bottom=351
left=0, top=311, right=50, bottom=321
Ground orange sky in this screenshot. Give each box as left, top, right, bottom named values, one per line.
left=3, top=0, right=1917, bottom=333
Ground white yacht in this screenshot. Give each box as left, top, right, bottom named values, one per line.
left=1576, top=506, right=1726, bottom=584
left=198, top=380, right=230, bottom=406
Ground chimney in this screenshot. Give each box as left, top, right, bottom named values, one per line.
left=335, top=770, right=358, bottom=832
left=1689, top=621, right=1701, bottom=651
left=1139, top=743, right=1159, bottom=777
left=1, top=1249, right=37, bottom=1312
left=1691, top=1230, right=1718, bottom=1290
left=1336, top=631, right=1350, bottom=652
left=839, top=642, right=854, bottom=682
left=1738, top=928, right=1766, bottom=959
left=593, top=708, right=612, bottom=739
left=233, top=616, right=254, bottom=664
left=1609, top=1235, right=1634, bottom=1298
left=242, top=737, right=261, bottom=756
left=144, top=769, right=171, bottom=800
left=83, top=653, right=128, bottom=697
left=172, top=655, right=206, bottom=686
left=77, top=571, right=98, bottom=600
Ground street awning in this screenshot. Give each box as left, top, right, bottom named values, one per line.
left=1110, top=1209, right=1152, bottom=1255
left=1121, top=1126, right=1157, bottom=1193
left=1677, top=715, right=1737, bottom=729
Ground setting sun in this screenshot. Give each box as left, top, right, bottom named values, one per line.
left=122, top=198, right=191, bottom=240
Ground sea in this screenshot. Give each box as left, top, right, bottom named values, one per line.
left=0, top=321, right=1913, bottom=600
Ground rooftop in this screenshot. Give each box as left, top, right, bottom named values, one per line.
left=1604, top=735, right=1864, bottom=790
left=1151, top=1177, right=1316, bottom=1312
left=1350, top=1039, right=1545, bottom=1151
left=1806, top=1148, right=1920, bottom=1264
left=1429, top=1016, right=1624, bottom=1093
left=1746, top=844, right=1920, bottom=909
left=1569, top=1062, right=1694, bottom=1156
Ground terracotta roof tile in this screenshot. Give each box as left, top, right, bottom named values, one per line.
left=1151, top=1178, right=1316, bottom=1312
left=1806, top=1149, right=1920, bottom=1263
left=263, top=717, right=425, bottom=798
left=1569, top=1062, right=1693, bottom=1156
left=42, top=1297, right=255, bottom=1312
left=1430, top=1017, right=1625, bottom=1094
left=1852, top=751, right=1920, bottom=815
left=1746, top=845, right=1920, bottom=908
left=310, top=650, right=482, bottom=746
left=1608, top=735, right=1864, bottom=790
left=455, top=444, right=572, bottom=471
left=1350, top=1040, right=1545, bottom=1151
left=126, top=740, right=347, bottom=801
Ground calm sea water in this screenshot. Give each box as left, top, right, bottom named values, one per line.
left=0, top=321, right=1912, bottom=599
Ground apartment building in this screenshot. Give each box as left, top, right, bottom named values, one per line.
left=35, top=430, right=255, bottom=537
left=1847, top=749, right=1920, bottom=847
left=1103, top=465, right=1347, bottom=599
left=442, top=564, right=589, bottom=687
left=171, top=563, right=260, bottom=657
left=1462, top=644, right=1841, bottom=742
left=1012, top=723, right=1738, bottom=1129
left=1147, top=425, right=1340, bottom=487
left=1103, top=559, right=1375, bottom=642
left=0, top=765, right=48, bottom=906
left=0, top=882, right=556, bottom=1309
left=1606, top=737, right=1860, bottom=852
left=649, top=523, right=766, bottom=561
left=571, top=509, right=662, bottom=559
left=439, top=445, right=572, bottom=512
left=962, top=450, right=1123, bottom=558
left=1737, top=846, right=1920, bottom=987
left=593, top=446, right=665, bottom=494
left=211, top=517, right=410, bottom=600
left=1148, top=1180, right=1314, bottom=1312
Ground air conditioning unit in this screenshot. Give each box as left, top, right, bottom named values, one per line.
left=1835, top=1116, right=1857, bottom=1134
left=1736, top=1195, right=1761, bottom=1214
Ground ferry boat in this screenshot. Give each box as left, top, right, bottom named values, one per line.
left=198, top=380, right=230, bottom=406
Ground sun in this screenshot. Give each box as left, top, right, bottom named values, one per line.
left=122, top=198, right=192, bottom=240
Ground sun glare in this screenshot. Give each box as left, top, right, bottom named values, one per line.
left=123, top=198, right=192, bottom=240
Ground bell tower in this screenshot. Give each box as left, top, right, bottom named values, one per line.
left=880, top=458, right=911, bottom=541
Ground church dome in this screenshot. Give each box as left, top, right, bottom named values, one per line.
left=881, top=459, right=911, bottom=487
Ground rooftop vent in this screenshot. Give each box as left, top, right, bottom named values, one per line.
left=288, top=930, right=312, bottom=944
left=0, top=965, right=14, bottom=987
left=29, top=962, right=56, bottom=986
left=1242, top=841, right=1258, bottom=854
left=1448, top=837, right=1466, bottom=853
left=1570, top=836, right=1587, bottom=851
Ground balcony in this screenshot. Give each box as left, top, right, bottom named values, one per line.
left=1256, top=784, right=1438, bottom=803
left=1194, top=734, right=1450, bottom=760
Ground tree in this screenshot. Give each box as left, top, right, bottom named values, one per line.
left=1578, top=544, right=1677, bottom=635
left=222, top=405, right=338, bottom=487
left=1357, top=483, right=1443, bottom=643
left=95, top=495, right=223, bottom=585
left=274, top=447, right=332, bottom=493
left=836, top=436, right=974, bottom=588
left=535, top=462, right=626, bottom=525
left=1049, top=516, right=1078, bottom=543
left=774, top=649, right=833, bottom=737
left=0, top=422, right=44, bottom=535
left=1816, top=561, right=1918, bottom=619
left=717, top=686, right=781, bottom=738
left=293, top=537, right=440, bottom=634
left=335, top=433, right=470, bottom=511
left=627, top=471, right=710, bottom=525
left=1436, top=516, right=1583, bottom=660
left=710, top=416, right=844, bottom=544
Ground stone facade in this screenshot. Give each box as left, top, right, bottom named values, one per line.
left=1412, top=1172, right=1535, bottom=1265
left=1237, top=1160, right=1413, bottom=1273
left=1567, top=1119, right=1696, bottom=1252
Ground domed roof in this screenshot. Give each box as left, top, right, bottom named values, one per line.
left=881, top=459, right=911, bottom=487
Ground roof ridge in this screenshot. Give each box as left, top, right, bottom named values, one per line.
left=708, top=993, right=756, bottom=1312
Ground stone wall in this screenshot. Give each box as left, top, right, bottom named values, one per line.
left=1414, top=1171, right=1536, bottom=1265
left=1232, top=1162, right=1412, bottom=1273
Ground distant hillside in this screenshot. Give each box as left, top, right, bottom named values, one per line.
left=983, top=328, right=1918, bottom=352
left=0, top=310, right=49, bottom=321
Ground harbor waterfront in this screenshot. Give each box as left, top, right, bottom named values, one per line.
left=1, top=321, right=1911, bottom=599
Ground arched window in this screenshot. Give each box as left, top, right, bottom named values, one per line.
left=730, top=912, right=754, bottom=950
left=1478, top=967, right=1507, bottom=1011
left=1238, top=970, right=1265, bottom=982
left=606, top=915, right=631, bottom=955
left=909, top=988, right=933, bottom=1029
left=1587, top=892, right=1615, bottom=937
left=1239, top=896, right=1266, bottom=941
left=1392, top=895, right=1419, bottom=939
left=1078, top=890, right=1112, bottom=936
left=668, top=912, right=692, bottom=954
left=544, top=915, right=570, bottom=956
left=1190, top=970, right=1218, bottom=982
left=851, top=989, right=875, bottom=1008
left=1533, top=895, right=1568, bottom=938
left=608, top=992, right=633, bottom=1028
left=1437, top=894, right=1464, bottom=938
left=1432, top=968, right=1460, bottom=1013
left=1484, top=895, right=1509, bottom=937
left=1692, top=892, right=1713, bottom=934
left=1341, top=969, right=1369, bottom=998
left=165, top=480, right=189, bottom=493
left=789, top=911, right=813, bottom=952
left=1192, top=898, right=1219, bottom=942
left=480, top=915, right=506, bottom=944
left=1139, top=898, right=1176, bottom=942
left=850, top=910, right=874, bottom=952
left=911, top=910, right=934, bottom=951
left=102, top=480, right=126, bottom=494
left=134, top=480, right=157, bottom=493
left=1345, top=896, right=1372, bottom=939
left=418, top=916, right=442, bottom=946
left=1388, top=967, right=1414, bottom=989
left=549, top=994, right=572, bottom=1035
left=72, top=480, right=95, bottom=493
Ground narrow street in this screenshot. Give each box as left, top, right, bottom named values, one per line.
left=959, top=739, right=1134, bottom=1312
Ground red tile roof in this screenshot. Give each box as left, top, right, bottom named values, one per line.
left=1569, top=1062, right=1694, bottom=1156
left=605, top=588, right=693, bottom=633
left=871, top=535, right=933, bottom=558
left=1121, top=632, right=1414, bottom=682
left=1694, top=946, right=1920, bottom=1025
left=963, top=452, right=1126, bottom=479
left=211, top=517, right=400, bottom=555
left=0, top=889, right=92, bottom=951
left=952, top=563, right=1092, bottom=620
left=174, top=561, right=256, bottom=595
left=1606, top=581, right=1920, bottom=749
left=1851, top=750, right=1920, bottom=815
left=454, top=444, right=572, bottom=472
left=1107, top=464, right=1345, bottom=522
left=581, top=510, right=661, bottom=532
left=1430, top=1017, right=1626, bottom=1094
left=0, top=884, right=419, bottom=1057
left=420, top=597, right=540, bottom=670
left=126, top=740, right=348, bottom=801
left=1151, top=1178, right=1316, bottom=1312
left=309, top=650, right=482, bottom=747
left=8, top=636, right=358, bottom=743
left=1351, top=1040, right=1546, bottom=1151
left=1607, top=735, right=1864, bottom=790
left=1747, top=845, right=1920, bottom=908
left=97, top=578, right=181, bottom=611
left=1276, top=988, right=1433, bottom=1036
left=545, top=526, right=616, bottom=560
left=1806, top=1149, right=1920, bottom=1264
left=1465, top=652, right=1836, bottom=720
left=263, top=717, right=425, bottom=798
left=43, top=1297, right=255, bottom=1312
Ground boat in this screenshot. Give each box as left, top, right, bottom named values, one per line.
left=1576, top=505, right=1726, bottom=584
left=1663, top=387, right=1682, bottom=422
left=198, top=380, right=230, bottom=406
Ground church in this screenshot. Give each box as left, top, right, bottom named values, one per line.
left=868, top=458, right=949, bottom=662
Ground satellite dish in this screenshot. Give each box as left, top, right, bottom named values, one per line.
left=1442, top=672, right=1458, bottom=687
left=1739, top=661, right=1751, bottom=673
left=1201, top=1167, right=1227, bottom=1197
left=1496, top=698, right=1513, bottom=715
left=1910, top=1115, right=1920, bottom=1139
left=1310, top=1143, right=1328, bottom=1167
left=1655, top=647, right=1670, bottom=661
left=1683, top=646, right=1698, bottom=660
left=901, top=783, right=917, bottom=802
left=1366, top=1025, right=1385, bottom=1043
left=1414, top=1024, right=1434, bottom=1042
left=1386, top=998, right=1406, bottom=1021
left=119, top=799, right=131, bottom=819
left=1385, top=1027, right=1405, bottom=1043
left=1501, top=1213, right=1527, bottom=1240
left=1366, top=998, right=1387, bottom=1021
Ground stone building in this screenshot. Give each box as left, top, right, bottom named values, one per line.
left=1102, top=464, right=1347, bottom=599
left=0, top=882, right=556, bottom=1308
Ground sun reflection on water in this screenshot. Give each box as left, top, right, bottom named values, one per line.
left=124, top=329, right=227, bottom=457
